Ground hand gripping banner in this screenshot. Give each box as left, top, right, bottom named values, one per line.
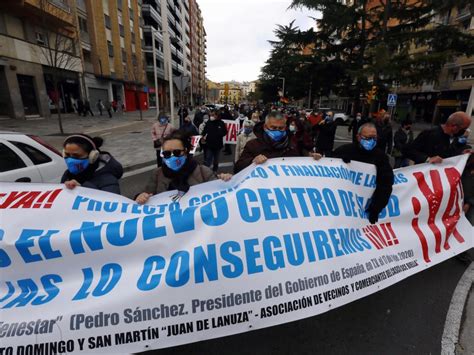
left=0, top=156, right=472, bottom=354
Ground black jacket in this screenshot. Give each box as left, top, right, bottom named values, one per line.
left=61, top=152, right=123, bottom=194
left=375, top=122, right=393, bottom=155
left=315, top=120, right=337, bottom=153
left=402, top=126, right=464, bottom=164
left=234, top=122, right=301, bottom=173
left=393, top=127, right=413, bottom=157
left=202, top=119, right=227, bottom=149
left=330, top=143, right=394, bottom=217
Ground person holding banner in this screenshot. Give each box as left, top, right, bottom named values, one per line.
left=403, top=111, right=471, bottom=164
left=234, top=111, right=322, bottom=173
left=61, top=134, right=123, bottom=194
left=151, top=114, right=176, bottom=167
left=135, top=131, right=232, bottom=204
left=329, top=123, right=394, bottom=224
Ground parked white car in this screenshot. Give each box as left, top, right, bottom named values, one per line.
left=0, top=132, right=66, bottom=183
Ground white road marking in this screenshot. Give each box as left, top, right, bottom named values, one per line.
left=441, top=261, right=474, bottom=354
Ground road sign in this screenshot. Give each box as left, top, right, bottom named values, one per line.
left=173, top=75, right=190, bottom=93
left=387, top=93, right=397, bottom=107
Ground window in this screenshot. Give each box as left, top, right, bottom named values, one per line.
left=104, top=14, right=111, bottom=29
left=461, top=67, right=474, bottom=80
left=121, top=49, right=126, bottom=63
left=117, top=0, right=123, bottom=11
left=78, top=17, right=88, bottom=33
left=10, top=142, right=52, bottom=165
left=35, top=31, right=47, bottom=45
left=0, top=143, right=26, bottom=172
left=107, top=41, right=114, bottom=57
left=119, top=24, right=125, bottom=37
left=131, top=34, right=136, bottom=44
left=129, top=8, right=134, bottom=20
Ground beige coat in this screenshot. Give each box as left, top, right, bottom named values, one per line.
left=235, top=132, right=256, bottom=162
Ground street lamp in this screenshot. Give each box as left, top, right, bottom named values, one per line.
left=151, top=28, right=175, bottom=125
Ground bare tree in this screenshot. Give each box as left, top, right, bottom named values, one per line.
left=35, top=0, right=81, bottom=134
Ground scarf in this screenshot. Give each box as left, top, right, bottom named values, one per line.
left=263, top=131, right=290, bottom=151
left=162, top=157, right=198, bottom=193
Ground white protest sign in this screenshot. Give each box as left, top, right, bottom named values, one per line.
left=190, top=135, right=202, bottom=155
left=223, top=119, right=239, bottom=144
left=0, top=156, right=472, bottom=353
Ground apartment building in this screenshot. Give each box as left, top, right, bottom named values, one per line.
left=396, top=5, right=474, bottom=123
left=0, top=0, right=82, bottom=119
left=76, top=0, right=146, bottom=111
left=189, top=0, right=206, bottom=105
left=141, top=0, right=194, bottom=111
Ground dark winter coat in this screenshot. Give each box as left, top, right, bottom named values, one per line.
left=234, top=122, right=302, bottom=173
left=402, top=125, right=465, bottom=164
left=314, top=120, right=337, bottom=154
left=392, top=127, right=413, bottom=158
left=202, top=119, right=227, bottom=149
left=329, top=143, right=394, bottom=218
left=375, top=121, right=393, bottom=155
left=61, top=152, right=123, bottom=194
left=143, top=163, right=216, bottom=195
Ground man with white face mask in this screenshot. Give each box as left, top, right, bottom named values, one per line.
left=329, top=123, right=394, bottom=224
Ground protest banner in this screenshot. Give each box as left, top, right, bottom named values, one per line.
left=0, top=155, right=472, bottom=354
left=190, top=135, right=202, bottom=155
left=223, top=119, right=239, bottom=144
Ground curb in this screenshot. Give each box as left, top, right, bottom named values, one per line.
left=441, top=262, right=474, bottom=355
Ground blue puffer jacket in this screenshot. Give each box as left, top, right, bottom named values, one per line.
left=61, top=153, right=123, bottom=194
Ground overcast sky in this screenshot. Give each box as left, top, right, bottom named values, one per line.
left=198, top=0, right=318, bottom=83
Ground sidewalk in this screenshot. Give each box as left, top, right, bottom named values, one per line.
left=0, top=109, right=167, bottom=170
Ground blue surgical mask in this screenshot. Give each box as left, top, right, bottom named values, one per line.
left=65, top=157, right=90, bottom=175
left=164, top=155, right=187, bottom=171
left=458, top=136, right=468, bottom=145
left=244, top=127, right=253, bottom=135
left=159, top=118, right=168, bottom=124
left=265, top=128, right=287, bottom=142
left=360, top=138, right=377, bottom=151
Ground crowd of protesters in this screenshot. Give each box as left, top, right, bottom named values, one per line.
left=59, top=104, right=473, bottom=249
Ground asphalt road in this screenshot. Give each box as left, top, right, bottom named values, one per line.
left=118, top=126, right=470, bottom=354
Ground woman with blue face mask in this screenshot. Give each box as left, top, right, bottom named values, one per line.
left=61, top=134, right=123, bottom=194
left=136, top=131, right=232, bottom=204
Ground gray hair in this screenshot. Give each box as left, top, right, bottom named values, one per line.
left=265, top=111, right=285, bottom=123
left=357, top=122, right=376, bottom=135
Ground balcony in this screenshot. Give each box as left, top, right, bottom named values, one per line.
left=456, top=6, right=471, bottom=21
left=142, top=4, right=162, bottom=25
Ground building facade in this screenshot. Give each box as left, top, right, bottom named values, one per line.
left=0, top=0, right=82, bottom=119
left=77, top=0, right=146, bottom=112
left=141, top=0, right=194, bottom=112
left=189, top=0, right=206, bottom=105
left=397, top=5, right=474, bottom=123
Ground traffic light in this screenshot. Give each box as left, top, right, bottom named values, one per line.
left=371, top=85, right=378, bottom=100
left=367, top=85, right=378, bottom=102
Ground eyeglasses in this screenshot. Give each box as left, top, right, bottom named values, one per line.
left=360, top=135, right=377, bottom=140
left=161, top=149, right=185, bottom=158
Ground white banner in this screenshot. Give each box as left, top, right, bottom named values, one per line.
left=0, top=156, right=472, bottom=354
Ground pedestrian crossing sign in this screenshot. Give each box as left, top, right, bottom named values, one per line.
left=387, top=94, right=397, bottom=107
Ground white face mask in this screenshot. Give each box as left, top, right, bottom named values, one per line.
left=289, top=125, right=297, bottom=132
left=356, top=116, right=361, bottom=121
left=210, top=117, right=216, bottom=121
